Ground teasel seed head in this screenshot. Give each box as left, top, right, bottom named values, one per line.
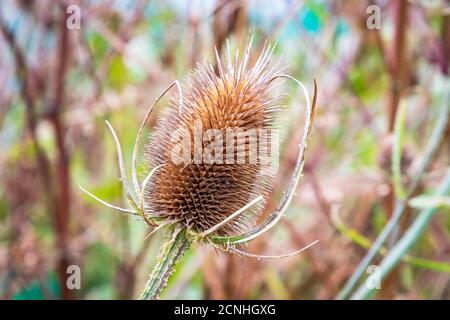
left=144, top=43, right=284, bottom=236
left=81, top=40, right=318, bottom=299
left=80, top=39, right=317, bottom=256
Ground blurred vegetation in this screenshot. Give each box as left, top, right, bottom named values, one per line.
left=0, top=0, right=449, bottom=300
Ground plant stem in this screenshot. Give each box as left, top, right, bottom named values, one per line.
left=140, top=229, right=191, bottom=300
left=351, top=168, right=450, bottom=299
left=337, top=99, right=450, bottom=299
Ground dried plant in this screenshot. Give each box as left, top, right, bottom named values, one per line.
left=80, top=40, right=317, bottom=300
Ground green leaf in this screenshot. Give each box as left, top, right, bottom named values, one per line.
left=107, top=56, right=130, bottom=90
left=87, top=31, right=109, bottom=61
left=13, top=273, right=60, bottom=300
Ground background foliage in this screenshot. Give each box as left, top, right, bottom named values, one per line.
left=0, top=0, right=449, bottom=299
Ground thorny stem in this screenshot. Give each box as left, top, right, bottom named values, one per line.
left=140, top=229, right=191, bottom=300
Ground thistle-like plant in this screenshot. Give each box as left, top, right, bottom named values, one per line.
left=81, top=40, right=317, bottom=300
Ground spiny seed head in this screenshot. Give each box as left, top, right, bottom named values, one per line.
left=144, top=43, right=286, bottom=236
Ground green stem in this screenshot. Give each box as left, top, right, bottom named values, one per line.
left=140, top=229, right=191, bottom=300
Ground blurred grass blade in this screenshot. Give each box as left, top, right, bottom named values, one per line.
left=351, top=168, right=450, bottom=299
left=392, top=99, right=407, bottom=199
left=264, top=268, right=290, bottom=300
left=337, top=98, right=450, bottom=300
left=404, top=256, right=450, bottom=273
left=333, top=211, right=450, bottom=273
left=408, top=195, right=450, bottom=210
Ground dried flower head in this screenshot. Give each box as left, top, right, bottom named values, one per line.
left=81, top=39, right=317, bottom=299
left=143, top=43, right=285, bottom=236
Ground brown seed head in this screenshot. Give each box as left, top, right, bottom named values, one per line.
left=144, top=44, right=286, bottom=236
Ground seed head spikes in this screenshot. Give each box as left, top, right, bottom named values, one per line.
left=80, top=40, right=318, bottom=299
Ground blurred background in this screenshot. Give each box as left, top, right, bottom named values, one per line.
left=0, top=0, right=449, bottom=300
